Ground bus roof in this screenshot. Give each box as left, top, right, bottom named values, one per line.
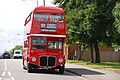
left=33, top=6, right=65, bottom=14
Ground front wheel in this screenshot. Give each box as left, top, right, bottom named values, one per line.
left=27, top=63, right=33, bottom=73
left=27, top=63, right=38, bottom=73
left=58, top=65, right=65, bottom=74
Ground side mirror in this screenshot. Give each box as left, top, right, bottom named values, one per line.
left=24, top=41, right=28, bottom=48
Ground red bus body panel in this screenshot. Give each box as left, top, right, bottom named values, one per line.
left=23, top=6, right=66, bottom=71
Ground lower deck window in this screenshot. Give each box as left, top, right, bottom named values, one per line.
left=48, top=41, right=62, bottom=49
left=31, top=37, right=63, bottom=50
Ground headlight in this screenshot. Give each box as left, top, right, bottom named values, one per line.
left=59, top=58, right=63, bottom=63
left=32, top=57, right=36, bottom=62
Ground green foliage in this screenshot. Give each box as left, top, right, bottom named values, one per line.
left=112, top=2, right=120, bottom=45
left=114, top=2, right=120, bottom=28
left=9, top=45, right=23, bottom=55
left=54, top=0, right=118, bottom=46
left=53, top=0, right=119, bottom=63
left=14, top=45, right=23, bottom=50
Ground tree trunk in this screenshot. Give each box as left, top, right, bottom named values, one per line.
left=77, top=45, right=81, bottom=60
left=90, top=43, right=94, bottom=63
left=78, top=49, right=84, bottom=60
left=77, top=44, right=87, bottom=61
left=94, top=40, right=100, bottom=63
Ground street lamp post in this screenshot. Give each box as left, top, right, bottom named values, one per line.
left=37, top=0, right=45, bottom=6
left=43, top=0, right=45, bottom=6
left=37, top=0, right=38, bottom=6
left=23, top=0, right=45, bottom=6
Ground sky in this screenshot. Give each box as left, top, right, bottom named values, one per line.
left=0, top=0, right=54, bottom=53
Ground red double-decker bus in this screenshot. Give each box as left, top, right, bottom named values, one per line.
left=23, top=6, right=66, bottom=74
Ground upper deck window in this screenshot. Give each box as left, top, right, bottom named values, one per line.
left=50, top=14, right=64, bottom=22
left=34, top=13, right=48, bottom=21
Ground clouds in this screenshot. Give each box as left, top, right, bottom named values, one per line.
left=0, top=28, right=23, bottom=52
left=0, top=30, right=8, bottom=37
left=0, top=26, right=9, bottom=41
left=0, top=0, right=33, bottom=52
left=0, top=0, right=54, bottom=52
left=0, top=0, right=35, bottom=30
left=0, top=21, right=24, bottom=52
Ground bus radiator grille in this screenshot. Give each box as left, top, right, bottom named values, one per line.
left=40, top=56, right=55, bottom=66
left=40, top=56, right=47, bottom=66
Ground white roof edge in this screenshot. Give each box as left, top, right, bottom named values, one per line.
left=26, top=34, right=66, bottom=38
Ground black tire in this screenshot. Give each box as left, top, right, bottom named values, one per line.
left=27, top=63, right=33, bottom=73
left=58, top=65, right=65, bottom=74
left=27, top=63, right=38, bottom=73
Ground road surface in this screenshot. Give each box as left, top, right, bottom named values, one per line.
left=0, top=59, right=87, bottom=80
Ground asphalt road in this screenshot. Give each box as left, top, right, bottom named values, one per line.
left=0, top=59, right=87, bottom=80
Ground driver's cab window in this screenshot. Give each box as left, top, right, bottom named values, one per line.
left=32, top=37, right=46, bottom=50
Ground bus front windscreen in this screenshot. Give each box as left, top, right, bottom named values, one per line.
left=32, top=37, right=46, bottom=50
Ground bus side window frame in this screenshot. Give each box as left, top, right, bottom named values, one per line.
left=24, top=12, right=32, bottom=26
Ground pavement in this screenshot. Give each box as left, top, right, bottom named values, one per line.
left=65, top=63, right=120, bottom=80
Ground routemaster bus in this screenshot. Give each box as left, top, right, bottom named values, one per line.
left=23, top=6, right=66, bottom=74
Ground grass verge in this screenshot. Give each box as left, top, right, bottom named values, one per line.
left=67, top=60, right=120, bottom=73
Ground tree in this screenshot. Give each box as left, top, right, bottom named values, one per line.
left=53, top=0, right=118, bottom=63
left=113, top=2, right=120, bottom=45
left=9, top=45, right=23, bottom=56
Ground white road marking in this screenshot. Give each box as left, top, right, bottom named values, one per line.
left=0, top=60, right=16, bottom=80
left=2, top=71, right=6, bottom=76
left=11, top=77, right=15, bottom=80
left=5, top=60, right=7, bottom=71
left=0, top=77, right=3, bottom=80
left=8, top=71, right=12, bottom=76
left=5, top=67, right=7, bottom=71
